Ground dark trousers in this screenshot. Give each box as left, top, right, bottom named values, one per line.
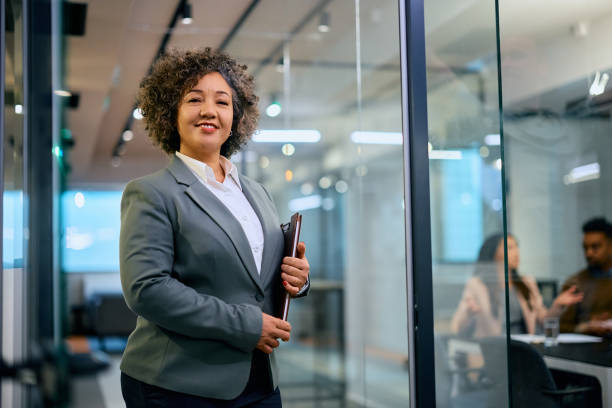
left=121, top=351, right=281, bottom=407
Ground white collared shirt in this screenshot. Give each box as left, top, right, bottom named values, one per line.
left=176, top=152, right=265, bottom=275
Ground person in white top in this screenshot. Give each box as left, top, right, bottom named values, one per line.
left=119, top=47, right=309, bottom=407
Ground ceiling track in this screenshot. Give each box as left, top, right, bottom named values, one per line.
left=252, top=0, right=335, bottom=78
left=111, top=0, right=261, bottom=159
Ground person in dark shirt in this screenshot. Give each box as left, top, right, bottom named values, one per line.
left=560, top=217, right=612, bottom=335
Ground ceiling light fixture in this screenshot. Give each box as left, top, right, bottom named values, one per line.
left=265, top=93, right=282, bottom=117
left=281, top=143, right=296, bottom=156
left=429, top=150, right=463, bottom=160
left=253, top=129, right=321, bottom=143
left=122, top=130, right=134, bottom=142
left=563, top=162, right=600, bottom=184
left=350, top=131, right=402, bottom=145
left=266, top=102, right=282, bottom=117
left=54, top=89, right=72, bottom=97
left=318, top=11, right=330, bottom=33
left=289, top=195, right=322, bottom=212
left=589, top=71, right=609, bottom=96
left=132, top=108, right=144, bottom=120
left=484, top=133, right=501, bottom=146
left=181, top=2, right=193, bottom=25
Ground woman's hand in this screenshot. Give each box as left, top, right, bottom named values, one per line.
left=553, top=285, right=584, bottom=307
left=281, top=242, right=310, bottom=296
left=256, top=313, right=291, bottom=354
left=464, top=294, right=482, bottom=313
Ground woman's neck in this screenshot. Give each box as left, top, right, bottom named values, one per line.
left=179, top=149, right=225, bottom=182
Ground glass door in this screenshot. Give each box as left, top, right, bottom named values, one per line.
left=2, top=1, right=27, bottom=406
left=401, top=0, right=511, bottom=406
left=205, top=0, right=412, bottom=405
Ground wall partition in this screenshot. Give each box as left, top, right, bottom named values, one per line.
left=175, top=0, right=511, bottom=406
left=201, top=0, right=411, bottom=406
left=421, top=0, right=510, bottom=407
left=1, top=0, right=64, bottom=406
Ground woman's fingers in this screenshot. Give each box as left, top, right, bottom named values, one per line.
left=281, top=272, right=303, bottom=287
left=282, top=256, right=308, bottom=269
left=296, top=242, right=306, bottom=258
left=266, top=338, right=280, bottom=348
left=281, top=246, right=309, bottom=296
left=282, top=281, right=299, bottom=296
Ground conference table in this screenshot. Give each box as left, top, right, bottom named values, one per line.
left=531, top=337, right=612, bottom=408
left=448, top=334, right=612, bottom=407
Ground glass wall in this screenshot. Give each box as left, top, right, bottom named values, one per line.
left=2, top=1, right=27, bottom=406
left=500, top=0, right=612, bottom=316
left=225, top=1, right=410, bottom=405
left=500, top=2, right=612, bottom=406
left=423, top=0, right=510, bottom=406
left=62, top=1, right=411, bottom=407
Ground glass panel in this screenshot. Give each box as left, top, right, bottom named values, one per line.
left=224, top=0, right=409, bottom=405
left=3, top=0, right=25, bottom=269
left=2, top=1, right=27, bottom=406
left=500, top=1, right=612, bottom=407
left=423, top=1, right=509, bottom=406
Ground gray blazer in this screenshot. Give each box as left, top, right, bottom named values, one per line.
left=119, top=156, right=291, bottom=399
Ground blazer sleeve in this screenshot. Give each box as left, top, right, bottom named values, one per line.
left=120, top=179, right=262, bottom=353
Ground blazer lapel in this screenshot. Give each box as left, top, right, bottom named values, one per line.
left=167, top=156, right=263, bottom=294
left=239, top=176, right=277, bottom=283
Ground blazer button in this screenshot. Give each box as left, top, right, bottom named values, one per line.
left=255, top=294, right=263, bottom=302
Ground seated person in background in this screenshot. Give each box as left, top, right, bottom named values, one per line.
left=560, top=217, right=612, bottom=336
left=452, top=233, right=582, bottom=338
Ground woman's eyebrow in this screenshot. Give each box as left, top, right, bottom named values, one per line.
left=185, top=89, right=230, bottom=96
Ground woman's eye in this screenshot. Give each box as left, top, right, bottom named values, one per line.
left=217, top=101, right=229, bottom=106
left=188, top=98, right=201, bottom=103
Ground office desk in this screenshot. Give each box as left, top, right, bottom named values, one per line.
left=533, top=340, right=612, bottom=407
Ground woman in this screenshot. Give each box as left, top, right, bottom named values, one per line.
left=451, top=233, right=582, bottom=338
left=119, top=48, right=310, bottom=407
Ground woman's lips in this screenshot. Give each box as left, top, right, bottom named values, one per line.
left=198, top=124, right=217, bottom=134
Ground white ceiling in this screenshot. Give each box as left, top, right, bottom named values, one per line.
left=64, top=0, right=612, bottom=186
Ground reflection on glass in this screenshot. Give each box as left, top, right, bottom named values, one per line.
left=3, top=0, right=25, bottom=269
left=3, top=1, right=27, bottom=407
left=61, top=191, right=122, bottom=272
left=500, top=2, right=612, bottom=406
left=424, top=0, right=509, bottom=407
left=223, top=0, right=409, bottom=405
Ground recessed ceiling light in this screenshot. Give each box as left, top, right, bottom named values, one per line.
left=281, top=143, right=295, bottom=156
left=122, top=130, right=134, bottom=142
left=266, top=102, right=282, bottom=117
left=181, top=2, right=192, bottom=24
left=253, top=129, right=321, bottom=143
left=350, top=131, right=402, bottom=145
left=318, top=11, right=330, bottom=33
left=132, top=108, right=144, bottom=120
left=54, top=89, right=72, bottom=97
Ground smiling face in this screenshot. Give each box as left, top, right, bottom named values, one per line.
left=177, top=72, right=233, bottom=161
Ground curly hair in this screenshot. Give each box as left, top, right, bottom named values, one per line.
left=137, top=47, right=259, bottom=157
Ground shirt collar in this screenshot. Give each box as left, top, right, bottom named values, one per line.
left=175, top=151, right=242, bottom=190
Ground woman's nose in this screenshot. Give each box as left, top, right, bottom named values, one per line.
left=199, top=101, right=216, bottom=117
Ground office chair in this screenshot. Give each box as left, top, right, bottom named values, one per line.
left=435, top=335, right=490, bottom=408
left=480, top=337, right=597, bottom=408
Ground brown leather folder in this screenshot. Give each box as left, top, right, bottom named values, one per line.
left=278, top=212, right=302, bottom=321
